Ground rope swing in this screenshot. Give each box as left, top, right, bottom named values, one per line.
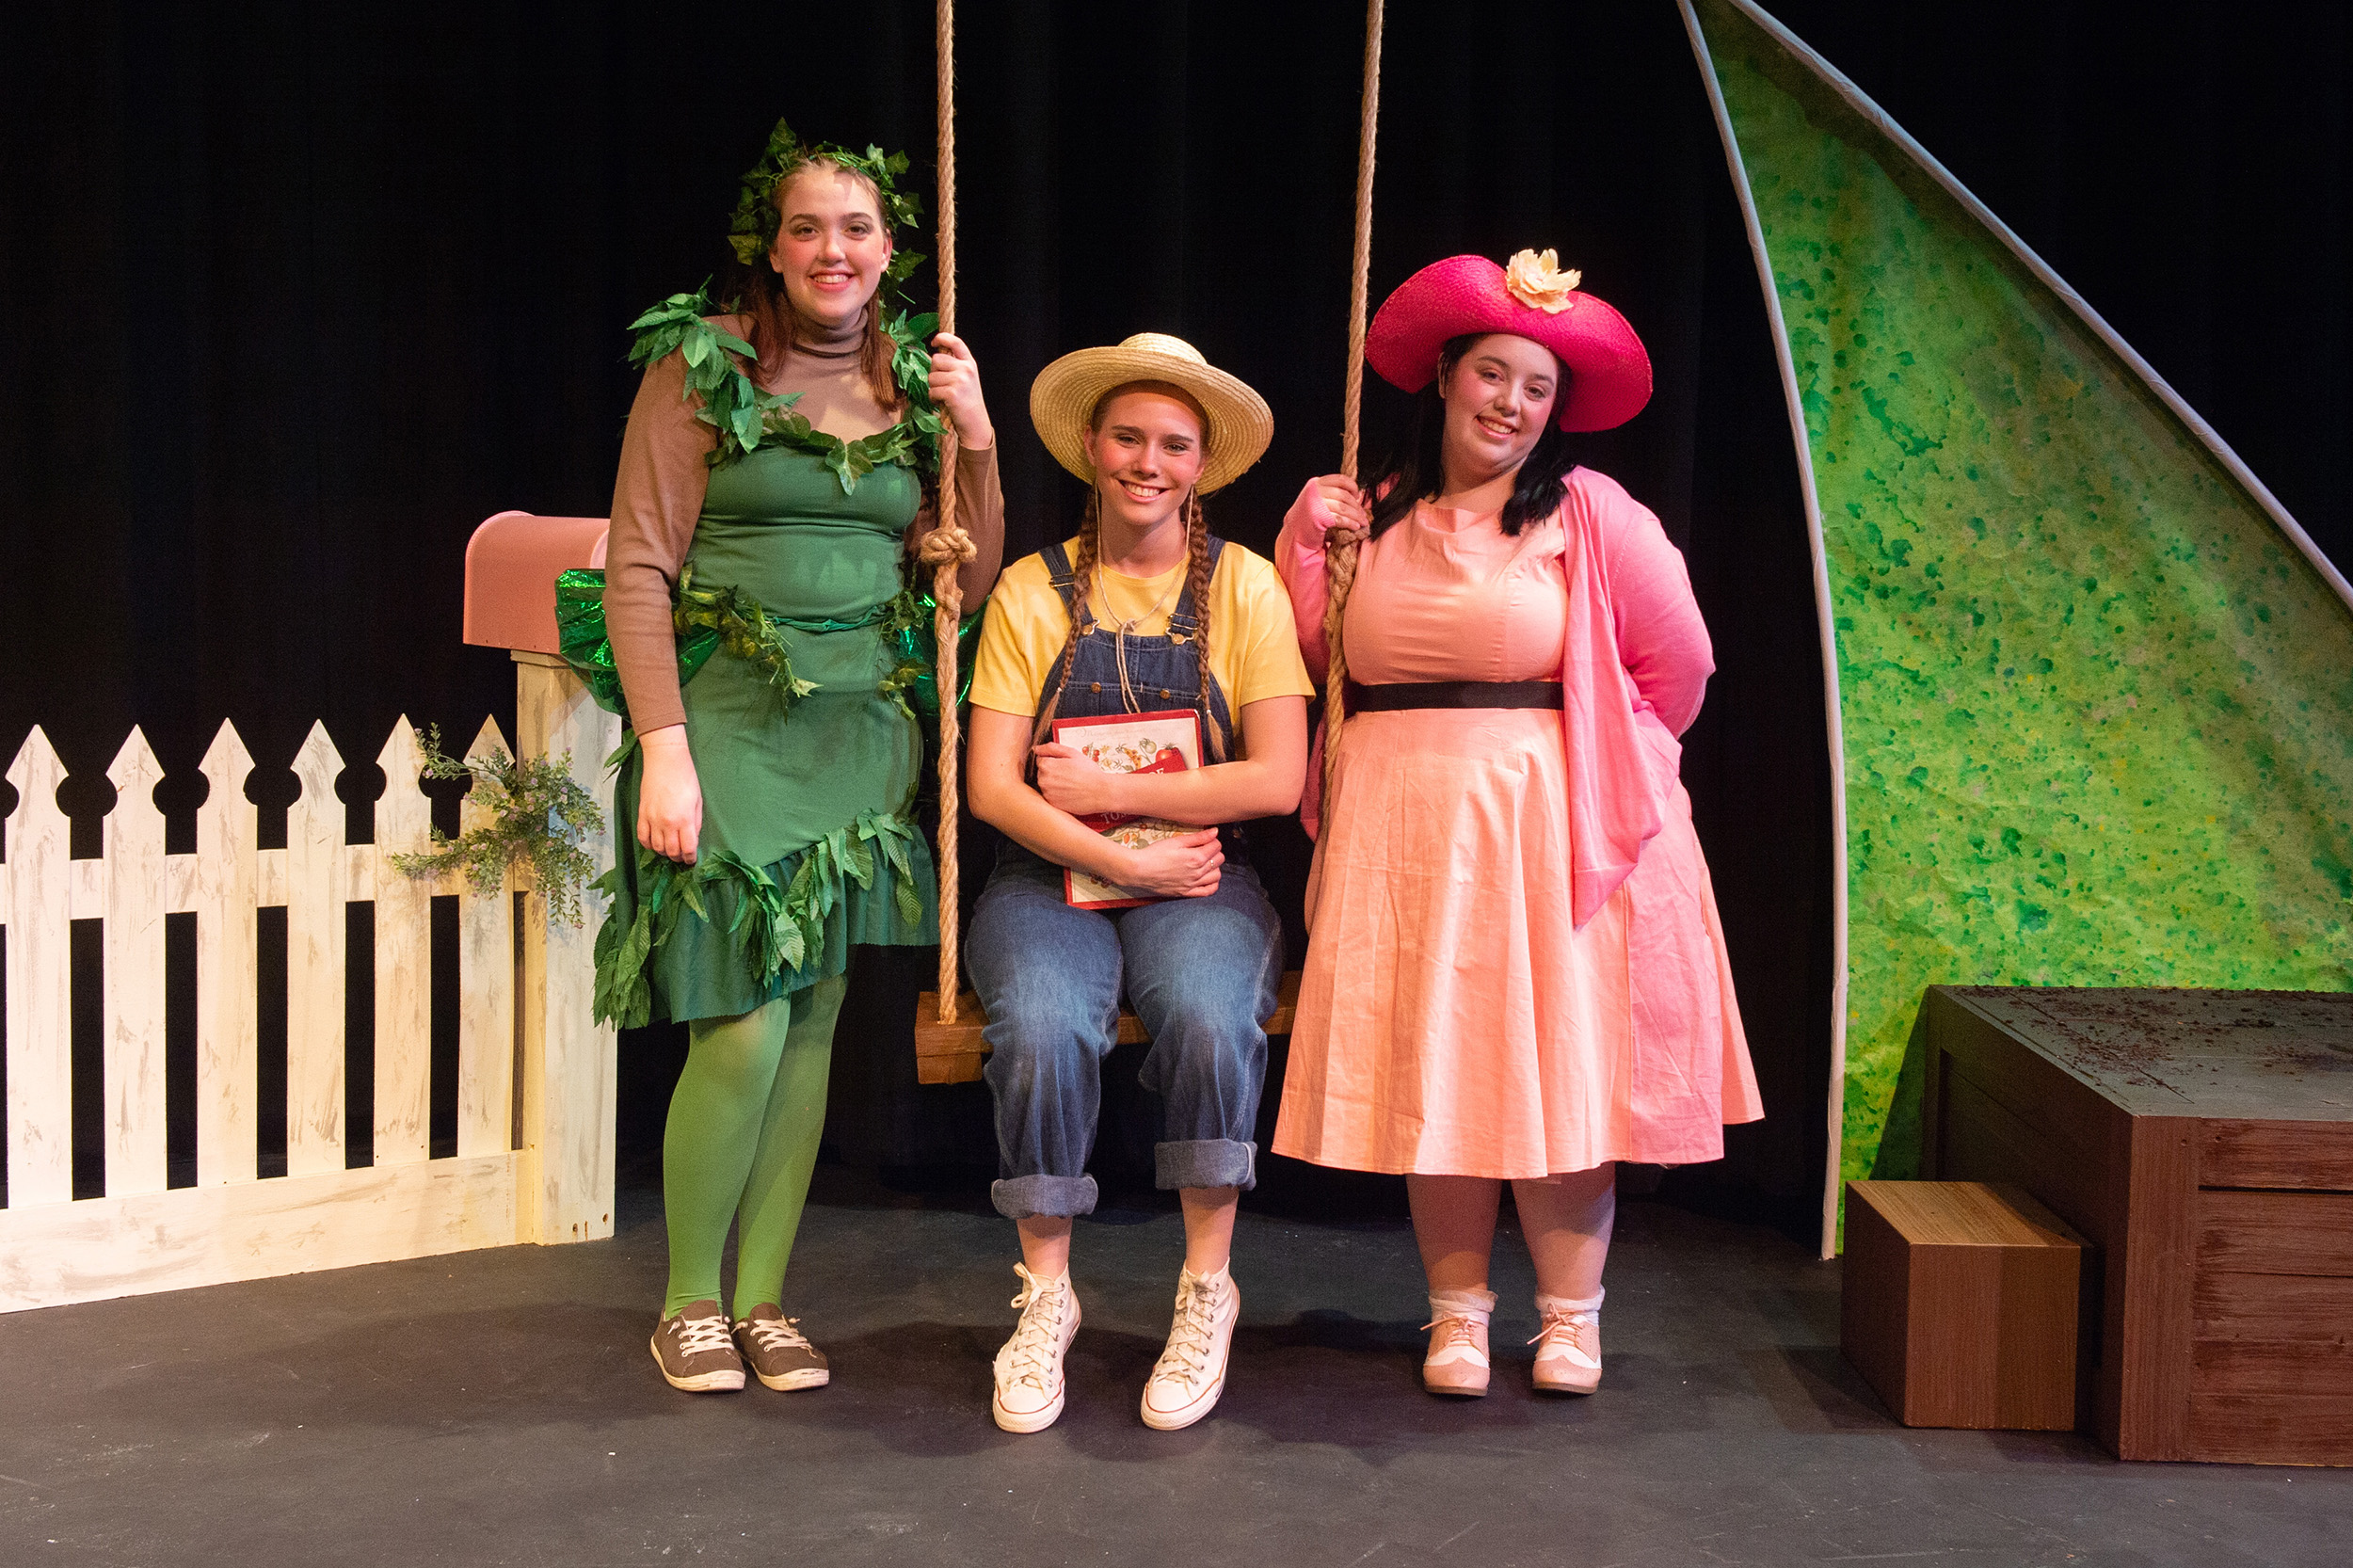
left=917, top=0, right=1385, bottom=1055
left=918, top=0, right=973, bottom=1028
left=1322, top=0, right=1384, bottom=811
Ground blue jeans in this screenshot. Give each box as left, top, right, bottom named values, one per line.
left=967, top=847, right=1283, bottom=1220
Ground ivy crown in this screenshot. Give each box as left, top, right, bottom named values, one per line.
left=726, top=117, right=924, bottom=271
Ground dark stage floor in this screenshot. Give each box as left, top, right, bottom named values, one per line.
left=4, top=1172, right=2345, bottom=1567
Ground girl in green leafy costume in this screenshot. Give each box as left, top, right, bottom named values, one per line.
left=566, top=120, right=1003, bottom=1395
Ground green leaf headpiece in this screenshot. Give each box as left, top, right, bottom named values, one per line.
left=726, top=116, right=926, bottom=302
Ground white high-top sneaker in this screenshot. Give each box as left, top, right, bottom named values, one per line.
left=992, top=1263, right=1080, bottom=1433
left=1140, top=1265, right=1240, bottom=1431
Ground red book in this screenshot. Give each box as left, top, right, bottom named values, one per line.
left=1049, top=709, right=1203, bottom=909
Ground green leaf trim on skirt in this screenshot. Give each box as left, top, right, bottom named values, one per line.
left=590, top=808, right=927, bottom=1031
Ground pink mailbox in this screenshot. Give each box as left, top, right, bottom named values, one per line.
left=462, top=511, right=609, bottom=654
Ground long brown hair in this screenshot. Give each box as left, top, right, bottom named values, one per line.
left=720, top=157, right=903, bottom=408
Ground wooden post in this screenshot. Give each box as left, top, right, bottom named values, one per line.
left=102, top=728, right=169, bottom=1197
left=455, top=717, right=517, bottom=1159
left=3, top=728, right=73, bottom=1207
left=372, top=718, right=434, bottom=1167
left=284, top=722, right=349, bottom=1176
left=512, top=652, right=618, bottom=1244
left=192, top=722, right=259, bottom=1187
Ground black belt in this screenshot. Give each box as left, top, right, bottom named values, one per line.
left=1348, top=680, right=1564, bottom=712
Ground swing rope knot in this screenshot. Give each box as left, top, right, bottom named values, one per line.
left=920, top=523, right=979, bottom=567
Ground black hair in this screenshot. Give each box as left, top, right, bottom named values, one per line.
left=1363, top=333, right=1579, bottom=538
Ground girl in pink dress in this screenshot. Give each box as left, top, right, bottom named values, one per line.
left=1271, top=251, right=1762, bottom=1398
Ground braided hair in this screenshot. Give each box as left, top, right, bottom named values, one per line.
left=1180, top=488, right=1227, bottom=761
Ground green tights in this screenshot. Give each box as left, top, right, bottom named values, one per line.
left=661, top=974, right=846, bottom=1319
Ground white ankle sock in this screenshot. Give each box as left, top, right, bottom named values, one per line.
left=1535, top=1288, right=1604, bottom=1316
left=1428, top=1287, right=1497, bottom=1322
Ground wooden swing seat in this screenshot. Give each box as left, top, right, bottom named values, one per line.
left=915, top=969, right=1301, bottom=1084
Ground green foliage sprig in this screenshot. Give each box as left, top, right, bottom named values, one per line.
left=390, top=727, right=606, bottom=927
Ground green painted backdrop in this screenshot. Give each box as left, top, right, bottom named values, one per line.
left=1694, top=0, right=2353, bottom=1192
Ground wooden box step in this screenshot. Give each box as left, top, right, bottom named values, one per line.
left=916, top=969, right=1302, bottom=1085
left=1841, top=1179, right=2086, bottom=1432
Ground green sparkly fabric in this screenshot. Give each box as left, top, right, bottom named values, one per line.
left=580, top=444, right=970, bottom=1026
left=1696, top=0, right=2353, bottom=1192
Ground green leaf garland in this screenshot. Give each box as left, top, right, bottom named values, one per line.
left=627, top=287, right=943, bottom=488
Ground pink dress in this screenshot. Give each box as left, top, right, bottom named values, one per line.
left=1271, top=469, right=1762, bottom=1178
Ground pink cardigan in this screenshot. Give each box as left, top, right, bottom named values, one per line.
left=1273, top=467, right=1716, bottom=927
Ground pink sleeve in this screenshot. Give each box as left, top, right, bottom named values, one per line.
left=1594, top=481, right=1714, bottom=738
left=1274, top=477, right=1336, bottom=687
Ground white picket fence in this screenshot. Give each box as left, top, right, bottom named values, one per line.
left=0, top=655, right=619, bottom=1311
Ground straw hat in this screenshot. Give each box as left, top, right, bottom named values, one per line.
left=1029, top=333, right=1273, bottom=494
left=1366, top=251, right=1653, bottom=432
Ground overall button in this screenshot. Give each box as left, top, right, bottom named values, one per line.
left=1089, top=681, right=1101, bottom=693
left=1160, top=689, right=1172, bottom=699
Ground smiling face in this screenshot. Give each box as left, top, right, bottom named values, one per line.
left=1437, top=332, right=1562, bottom=483
left=1080, top=384, right=1209, bottom=535
left=767, top=161, right=892, bottom=334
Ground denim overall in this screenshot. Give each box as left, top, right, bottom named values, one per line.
left=968, top=536, right=1285, bottom=1221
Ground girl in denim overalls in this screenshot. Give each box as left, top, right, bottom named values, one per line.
left=963, top=335, right=1313, bottom=1433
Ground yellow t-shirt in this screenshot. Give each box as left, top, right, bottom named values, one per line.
left=969, top=538, right=1316, bottom=720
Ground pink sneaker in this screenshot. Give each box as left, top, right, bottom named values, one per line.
left=1420, top=1288, right=1496, bottom=1398
left=1530, top=1299, right=1603, bottom=1394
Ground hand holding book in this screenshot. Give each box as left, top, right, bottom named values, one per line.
left=1042, top=709, right=1218, bottom=908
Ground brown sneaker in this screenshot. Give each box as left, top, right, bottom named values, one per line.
left=650, top=1301, right=745, bottom=1393
left=733, top=1305, right=830, bottom=1391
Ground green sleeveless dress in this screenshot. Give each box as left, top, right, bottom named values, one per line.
left=584, top=444, right=939, bottom=1027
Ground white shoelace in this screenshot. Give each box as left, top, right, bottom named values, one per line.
left=1003, top=1264, right=1070, bottom=1393
left=740, top=1316, right=813, bottom=1355
left=1154, top=1274, right=1225, bottom=1380
left=671, top=1314, right=734, bottom=1357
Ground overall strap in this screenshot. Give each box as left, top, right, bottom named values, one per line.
left=1165, top=535, right=1226, bottom=633
left=1041, top=538, right=1088, bottom=623
left=1031, top=539, right=1091, bottom=749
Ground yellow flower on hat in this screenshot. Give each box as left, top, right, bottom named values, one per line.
left=1504, top=248, right=1582, bottom=314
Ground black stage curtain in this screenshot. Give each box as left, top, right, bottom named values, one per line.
left=4, top=2, right=2344, bottom=1242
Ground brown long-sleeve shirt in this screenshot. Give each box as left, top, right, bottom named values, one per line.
left=604, top=319, right=1005, bottom=731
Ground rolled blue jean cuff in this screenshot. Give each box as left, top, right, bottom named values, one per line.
left=1156, top=1138, right=1257, bottom=1193
left=992, top=1173, right=1099, bottom=1221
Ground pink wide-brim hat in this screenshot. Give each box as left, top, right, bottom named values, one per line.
left=1364, top=253, right=1653, bottom=432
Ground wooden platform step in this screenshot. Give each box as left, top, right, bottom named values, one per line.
left=916, top=970, right=1302, bottom=1085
